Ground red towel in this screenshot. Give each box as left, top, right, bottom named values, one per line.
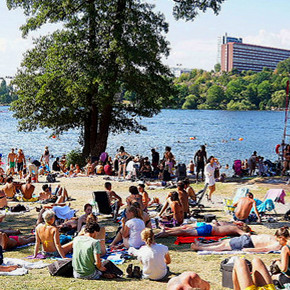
left=174, top=236, right=224, bottom=245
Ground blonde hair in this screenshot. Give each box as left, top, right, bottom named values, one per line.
left=141, top=228, right=154, bottom=246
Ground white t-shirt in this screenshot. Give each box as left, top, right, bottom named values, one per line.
left=125, top=218, right=145, bottom=248
left=204, top=163, right=217, bottom=186
left=132, top=243, right=168, bottom=280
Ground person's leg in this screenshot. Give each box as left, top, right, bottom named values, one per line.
left=182, top=272, right=210, bottom=290
left=208, top=184, right=215, bottom=200
left=251, top=257, right=273, bottom=287
left=156, top=227, right=197, bottom=238
left=62, top=241, right=73, bottom=255
left=0, top=233, right=17, bottom=250
left=190, top=239, right=231, bottom=251
left=36, top=208, right=46, bottom=225
left=110, top=230, right=123, bottom=247
left=1, top=229, right=21, bottom=235
left=18, top=235, right=36, bottom=246
left=123, top=237, right=130, bottom=249
left=232, top=258, right=253, bottom=290
left=122, top=164, right=126, bottom=178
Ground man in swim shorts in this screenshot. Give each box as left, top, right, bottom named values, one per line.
left=7, top=148, right=17, bottom=176
left=194, top=145, right=207, bottom=182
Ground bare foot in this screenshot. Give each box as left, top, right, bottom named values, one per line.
left=0, top=214, right=6, bottom=223
left=190, top=241, right=199, bottom=251
left=0, top=232, right=10, bottom=250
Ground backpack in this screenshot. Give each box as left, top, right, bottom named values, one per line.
left=46, top=174, right=56, bottom=183
left=48, top=259, right=73, bottom=277
left=10, top=204, right=26, bottom=212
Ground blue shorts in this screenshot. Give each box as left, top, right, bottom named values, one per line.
left=196, top=224, right=212, bottom=236
left=233, top=213, right=257, bottom=224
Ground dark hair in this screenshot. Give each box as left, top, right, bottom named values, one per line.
left=246, top=192, right=254, bottom=198
left=104, top=182, right=111, bottom=189
left=151, top=149, right=155, bottom=153
left=170, top=191, right=180, bottom=202
left=165, top=146, right=171, bottom=152
left=138, top=184, right=145, bottom=189
left=42, top=184, right=49, bottom=191
left=207, top=156, right=214, bottom=163
left=84, top=203, right=92, bottom=211
left=84, top=219, right=100, bottom=234
left=183, top=178, right=190, bottom=185
left=201, top=145, right=206, bottom=151
left=177, top=181, right=184, bottom=189
left=119, top=146, right=125, bottom=152
left=275, top=226, right=289, bottom=238
left=129, top=185, right=139, bottom=195
left=6, top=177, right=13, bottom=183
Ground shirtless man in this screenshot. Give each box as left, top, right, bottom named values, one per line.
left=104, top=182, right=122, bottom=220
left=34, top=210, right=73, bottom=258
left=183, top=179, right=196, bottom=203
left=16, top=149, right=26, bottom=179
left=20, top=177, right=35, bottom=200
left=77, top=203, right=93, bottom=232
left=138, top=184, right=150, bottom=211
left=233, top=192, right=261, bottom=223
left=156, top=222, right=250, bottom=238
left=0, top=232, right=35, bottom=250
left=167, top=271, right=210, bottom=290
left=169, top=191, right=184, bottom=226
left=190, top=233, right=281, bottom=252
left=7, top=148, right=17, bottom=176
left=0, top=190, right=7, bottom=209
left=177, top=181, right=189, bottom=218
left=2, top=177, right=16, bottom=199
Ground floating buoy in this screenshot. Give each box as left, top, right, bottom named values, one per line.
left=52, top=135, right=56, bottom=139
left=189, top=137, right=196, bottom=140
left=275, top=144, right=280, bottom=154
left=239, top=138, right=244, bottom=141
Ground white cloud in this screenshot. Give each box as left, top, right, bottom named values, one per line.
left=244, top=29, right=290, bottom=50
left=0, top=38, right=7, bottom=52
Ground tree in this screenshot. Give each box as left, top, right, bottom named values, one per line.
left=182, top=94, right=198, bottom=109
left=214, top=63, right=221, bottom=72
left=7, top=0, right=226, bottom=158
left=206, top=84, right=224, bottom=108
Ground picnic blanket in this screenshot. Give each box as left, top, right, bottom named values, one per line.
left=174, top=236, right=226, bottom=245
left=197, top=250, right=281, bottom=255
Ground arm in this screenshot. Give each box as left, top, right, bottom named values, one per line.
left=243, top=243, right=281, bottom=253
left=164, top=252, right=171, bottom=265
left=95, top=253, right=106, bottom=271
left=33, top=227, right=41, bottom=258
left=112, top=191, right=122, bottom=205
left=158, top=199, right=169, bottom=216
left=252, top=201, right=261, bottom=222
left=122, top=225, right=130, bottom=238
left=77, top=215, right=84, bottom=232
left=53, top=229, right=66, bottom=258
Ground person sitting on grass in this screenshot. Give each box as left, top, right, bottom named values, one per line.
left=34, top=210, right=73, bottom=258
left=104, top=182, right=122, bottom=221
left=138, top=184, right=150, bottom=212
left=18, top=177, right=37, bottom=202
left=167, top=271, right=210, bottom=290
left=126, top=185, right=144, bottom=210
left=110, top=206, right=145, bottom=249
left=0, top=190, right=7, bottom=210
left=233, top=257, right=275, bottom=290
left=129, top=228, right=171, bottom=281
left=271, top=226, right=290, bottom=288
left=2, top=177, right=16, bottom=199
left=0, top=232, right=35, bottom=250
left=72, top=218, right=112, bottom=280
left=78, top=213, right=106, bottom=257
left=77, top=203, right=93, bottom=232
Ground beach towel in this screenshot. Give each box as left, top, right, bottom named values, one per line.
left=52, top=205, right=75, bottom=220
left=174, top=236, right=225, bottom=245
left=264, top=189, right=286, bottom=204
left=251, top=199, right=275, bottom=213
left=197, top=250, right=281, bottom=255
left=0, top=258, right=48, bottom=276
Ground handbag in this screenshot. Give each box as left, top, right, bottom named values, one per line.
left=48, top=259, right=73, bottom=277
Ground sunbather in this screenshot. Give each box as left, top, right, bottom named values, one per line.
left=77, top=203, right=93, bottom=232
left=190, top=233, right=281, bottom=252
left=156, top=222, right=250, bottom=238
left=0, top=232, right=35, bottom=250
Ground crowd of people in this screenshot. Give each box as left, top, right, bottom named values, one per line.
left=0, top=144, right=289, bottom=289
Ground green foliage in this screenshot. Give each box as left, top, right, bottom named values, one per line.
left=206, top=85, right=225, bottom=108
left=0, top=79, right=17, bottom=104
left=182, top=94, right=198, bottom=109
left=66, top=149, right=86, bottom=168
left=214, top=63, right=221, bottom=72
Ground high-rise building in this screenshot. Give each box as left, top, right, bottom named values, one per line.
left=221, top=40, right=290, bottom=72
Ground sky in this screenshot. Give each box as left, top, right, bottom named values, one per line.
left=1, top=0, right=290, bottom=77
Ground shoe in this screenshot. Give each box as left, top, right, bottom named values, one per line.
left=132, top=266, right=142, bottom=279
left=126, top=264, right=133, bottom=278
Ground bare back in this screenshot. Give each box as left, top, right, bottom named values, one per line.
left=178, top=189, right=189, bottom=213
left=36, top=224, right=58, bottom=252
left=3, top=183, right=15, bottom=198
left=21, top=183, right=35, bottom=199
left=251, top=234, right=281, bottom=250
left=235, top=197, right=254, bottom=220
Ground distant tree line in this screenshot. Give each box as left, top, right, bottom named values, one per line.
left=168, top=58, right=290, bottom=110
left=0, top=79, right=17, bottom=105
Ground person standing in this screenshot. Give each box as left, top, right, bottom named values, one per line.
left=16, top=149, right=26, bottom=179
left=194, top=145, right=207, bottom=182
left=151, top=149, right=160, bottom=171
left=204, top=156, right=219, bottom=202
left=163, top=146, right=175, bottom=175
left=7, top=148, right=17, bottom=176
left=41, top=146, right=50, bottom=168
left=116, top=146, right=130, bottom=179
left=248, top=151, right=257, bottom=176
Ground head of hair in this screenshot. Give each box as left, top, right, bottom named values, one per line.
left=151, top=149, right=155, bottom=153
left=84, top=219, right=100, bottom=234
left=119, top=146, right=125, bottom=152
left=6, top=177, right=13, bottom=183
left=177, top=181, right=184, bottom=189
left=141, top=228, right=154, bottom=246
left=129, top=185, right=139, bottom=195
left=275, top=226, right=289, bottom=238
left=104, top=182, right=112, bottom=189
left=170, top=191, right=180, bottom=202
left=43, top=210, right=55, bottom=224
left=138, top=184, right=145, bottom=189
left=86, top=213, right=98, bottom=223
left=241, top=224, right=251, bottom=233
left=207, top=156, right=214, bottom=163
left=84, top=203, right=92, bottom=211
left=201, top=145, right=206, bottom=150
left=127, top=205, right=143, bottom=220
left=42, top=184, right=49, bottom=191
left=183, top=178, right=190, bottom=185
left=165, top=146, right=171, bottom=152
left=27, top=177, right=32, bottom=183
left=246, top=192, right=254, bottom=198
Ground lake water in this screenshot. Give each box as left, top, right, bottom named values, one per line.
left=0, top=106, right=286, bottom=168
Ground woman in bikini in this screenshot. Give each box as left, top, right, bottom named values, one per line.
left=116, top=146, right=130, bottom=178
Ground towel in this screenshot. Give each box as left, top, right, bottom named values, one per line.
left=52, top=205, right=75, bottom=220
left=174, top=236, right=225, bottom=245
left=264, top=189, right=286, bottom=204
left=197, top=250, right=281, bottom=255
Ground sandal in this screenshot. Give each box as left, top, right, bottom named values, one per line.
left=133, top=266, right=142, bottom=279
left=126, top=263, right=133, bottom=278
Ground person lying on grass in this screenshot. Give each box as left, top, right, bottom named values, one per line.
left=0, top=232, right=35, bottom=250
left=34, top=210, right=73, bottom=258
